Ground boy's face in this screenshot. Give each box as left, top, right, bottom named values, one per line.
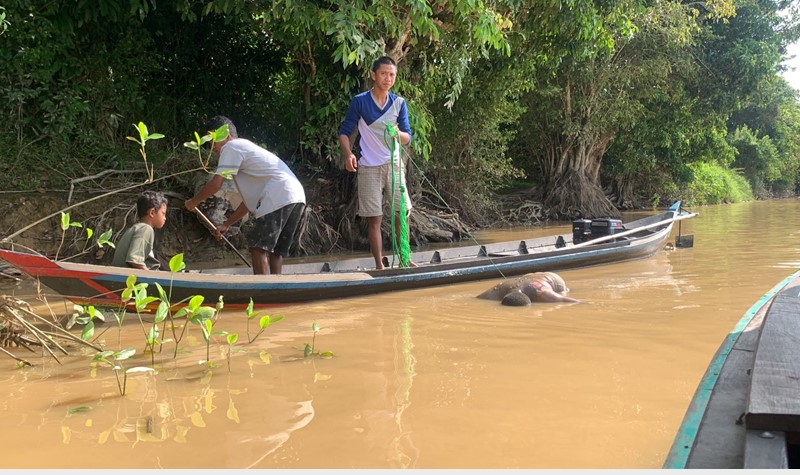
left=149, top=203, right=167, bottom=229
left=211, top=135, right=232, bottom=157
left=212, top=140, right=225, bottom=156
left=370, top=63, right=397, bottom=93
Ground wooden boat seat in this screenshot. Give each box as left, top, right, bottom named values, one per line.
left=743, top=276, right=800, bottom=467
left=745, top=278, right=800, bottom=432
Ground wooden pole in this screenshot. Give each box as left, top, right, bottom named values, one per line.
left=192, top=209, right=251, bottom=268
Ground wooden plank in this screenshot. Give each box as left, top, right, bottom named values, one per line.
left=746, top=277, right=800, bottom=432
left=743, top=430, right=788, bottom=469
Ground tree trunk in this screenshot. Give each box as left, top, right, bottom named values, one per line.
left=540, top=135, right=618, bottom=219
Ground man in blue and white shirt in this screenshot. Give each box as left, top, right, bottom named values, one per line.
left=338, top=56, right=413, bottom=270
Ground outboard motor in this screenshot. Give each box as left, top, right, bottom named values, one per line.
left=590, top=218, right=624, bottom=240
left=572, top=219, right=592, bottom=244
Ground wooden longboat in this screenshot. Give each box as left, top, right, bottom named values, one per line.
left=0, top=202, right=694, bottom=310
left=664, top=269, right=800, bottom=469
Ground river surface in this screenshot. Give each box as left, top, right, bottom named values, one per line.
left=1, top=199, right=799, bottom=469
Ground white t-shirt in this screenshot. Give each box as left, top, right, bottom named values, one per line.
left=215, top=139, right=306, bottom=218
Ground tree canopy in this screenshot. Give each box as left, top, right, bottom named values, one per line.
left=1, top=0, right=799, bottom=231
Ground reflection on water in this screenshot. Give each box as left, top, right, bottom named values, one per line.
left=2, top=199, right=800, bottom=468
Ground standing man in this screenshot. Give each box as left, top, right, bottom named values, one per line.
left=185, top=115, right=306, bottom=275
left=339, top=56, right=413, bottom=270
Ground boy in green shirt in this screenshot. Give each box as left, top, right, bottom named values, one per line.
left=112, top=191, right=168, bottom=270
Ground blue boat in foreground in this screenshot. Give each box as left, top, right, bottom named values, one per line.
left=664, top=269, right=800, bottom=469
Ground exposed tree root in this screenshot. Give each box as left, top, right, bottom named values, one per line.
left=542, top=169, right=619, bottom=220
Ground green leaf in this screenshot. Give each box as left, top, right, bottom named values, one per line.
left=194, top=306, right=215, bottom=320
left=60, top=212, right=70, bottom=231
left=65, top=312, right=78, bottom=330
left=246, top=298, right=255, bottom=318
left=154, top=282, right=168, bottom=302
left=81, top=320, right=95, bottom=341
left=319, top=351, right=335, bottom=358
left=271, top=315, right=284, bottom=324
left=147, top=133, right=165, bottom=140
left=184, top=141, right=199, bottom=150
left=312, top=321, right=320, bottom=333
left=169, top=253, right=186, bottom=273
left=121, top=288, right=133, bottom=302
left=68, top=406, right=92, bottom=414
left=154, top=301, right=169, bottom=323
left=304, top=343, right=312, bottom=358
left=227, top=333, right=239, bottom=345
left=86, top=228, right=94, bottom=240
left=146, top=325, right=159, bottom=345
left=211, top=124, right=229, bottom=142
left=93, top=350, right=114, bottom=361
left=204, top=319, right=213, bottom=334
left=173, top=308, right=189, bottom=320
left=93, top=308, right=105, bottom=323
left=135, top=296, right=159, bottom=312
left=114, top=348, right=136, bottom=360
left=215, top=295, right=224, bottom=313
left=125, top=274, right=137, bottom=289
left=136, top=122, right=148, bottom=140
left=188, top=295, right=204, bottom=311
left=259, top=315, right=270, bottom=330
left=111, top=310, right=123, bottom=326
left=97, top=229, right=114, bottom=248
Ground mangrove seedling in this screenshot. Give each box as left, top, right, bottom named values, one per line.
left=78, top=227, right=115, bottom=257
left=181, top=295, right=219, bottom=365
left=93, top=348, right=154, bottom=396
left=183, top=125, right=236, bottom=180
left=122, top=275, right=161, bottom=366
left=68, top=304, right=105, bottom=342
left=244, top=298, right=284, bottom=344
left=225, top=333, right=238, bottom=372
left=55, top=212, right=82, bottom=261
left=304, top=321, right=334, bottom=359
left=126, top=121, right=164, bottom=183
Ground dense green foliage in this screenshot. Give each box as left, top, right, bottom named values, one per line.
left=684, top=162, right=755, bottom=206
left=1, top=0, right=799, bottom=226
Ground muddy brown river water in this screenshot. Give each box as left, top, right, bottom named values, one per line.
left=1, top=199, right=799, bottom=468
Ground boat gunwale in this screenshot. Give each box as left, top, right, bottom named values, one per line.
left=663, top=269, right=800, bottom=469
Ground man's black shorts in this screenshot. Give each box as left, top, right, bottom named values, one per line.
left=248, top=202, right=305, bottom=256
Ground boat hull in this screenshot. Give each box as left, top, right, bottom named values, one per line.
left=0, top=203, right=689, bottom=309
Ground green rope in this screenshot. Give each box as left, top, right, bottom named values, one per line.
left=381, top=123, right=508, bottom=278
left=385, top=124, right=411, bottom=268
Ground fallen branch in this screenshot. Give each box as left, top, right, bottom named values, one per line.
left=68, top=170, right=145, bottom=204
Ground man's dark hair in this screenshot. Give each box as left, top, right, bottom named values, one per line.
left=205, top=115, right=238, bottom=139
left=137, top=191, right=168, bottom=218
left=371, top=56, right=396, bottom=72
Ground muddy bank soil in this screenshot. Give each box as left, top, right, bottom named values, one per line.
left=0, top=186, right=476, bottom=270
left=0, top=191, right=233, bottom=266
